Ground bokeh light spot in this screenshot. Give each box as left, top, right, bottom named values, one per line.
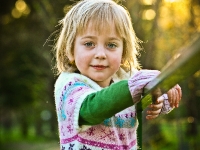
left=16, top=0, right=27, bottom=12
left=143, top=9, right=156, bottom=20
left=41, top=110, right=51, bottom=121
left=187, top=117, right=194, bottom=123
left=141, top=0, right=154, bottom=5
left=12, top=8, right=22, bottom=18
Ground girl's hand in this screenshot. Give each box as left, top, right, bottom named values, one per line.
left=146, top=84, right=182, bottom=119
left=146, top=96, right=164, bottom=120
left=167, top=84, right=182, bottom=108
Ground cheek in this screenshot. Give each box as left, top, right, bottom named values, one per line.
left=111, top=55, right=122, bottom=68
left=74, top=53, right=90, bottom=69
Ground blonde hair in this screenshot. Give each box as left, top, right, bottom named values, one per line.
left=53, top=0, right=141, bottom=77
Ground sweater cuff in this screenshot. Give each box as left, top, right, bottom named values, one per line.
left=160, top=94, right=174, bottom=114
left=128, top=70, right=160, bottom=103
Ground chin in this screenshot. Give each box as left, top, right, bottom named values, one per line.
left=91, top=76, right=110, bottom=86
left=90, top=77, right=105, bottom=82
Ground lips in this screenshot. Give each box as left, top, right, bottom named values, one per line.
left=91, top=65, right=108, bottom=70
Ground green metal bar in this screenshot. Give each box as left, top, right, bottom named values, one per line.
left=137, top=34, right=200, bottom=149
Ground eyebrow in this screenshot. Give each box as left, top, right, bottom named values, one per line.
left=108, top=37, right=122, bottom=42
left=81, top=36, right=122, bottom=41
left=81, top=36, right=97, bottom=40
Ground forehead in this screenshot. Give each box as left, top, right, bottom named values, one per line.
left=77, top=20, right=121, bottom=37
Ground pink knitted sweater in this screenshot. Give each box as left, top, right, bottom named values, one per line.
left=54, top=72, right=138, bottom=150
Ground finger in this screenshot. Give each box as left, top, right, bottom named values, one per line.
left=167, top=89, right=173, bottom=107
left=147, top=107, right=161, bottom=115
left=167, top=89, right=172, bottom=104
left=146, top=114, right=159, bottom=120
left=155, top=96, right=164, bottom=104
left=173, top=85, right=181, bottom=108
left=146, top=110, right=162, bottom=119
left=149, top=102, right=162, bottom=111
left=175, top=84, right=182, bottom=100
left=172, top=88, right=177, bottom=107
left=179, top=85, right=182, bottom=100
left=173, top=89, right=178, bottom=108
left=169, top=88, right=176, bottom=107
left=149, top=96, right=163, bottom=111
left=146, top=95, right=165, bottom=120
left=174, top=88, right=179, bottom=108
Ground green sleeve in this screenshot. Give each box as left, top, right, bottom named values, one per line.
left=79, top=80, right=134, bottom=125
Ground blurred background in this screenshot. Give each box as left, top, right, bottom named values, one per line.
left=0, top=0, right=200, bottom=150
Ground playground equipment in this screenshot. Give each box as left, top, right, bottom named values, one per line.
left=137, top=34, right=200, bottom=149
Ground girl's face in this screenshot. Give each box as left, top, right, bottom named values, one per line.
left=71, top=22, right=123, bottom=87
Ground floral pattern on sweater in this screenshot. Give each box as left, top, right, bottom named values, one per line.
left=54, top=73, right=138, bottom=150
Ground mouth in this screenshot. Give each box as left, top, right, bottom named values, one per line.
left=90, top=65, right=108, bottom=70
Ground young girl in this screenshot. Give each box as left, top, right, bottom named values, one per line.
left=53, top=0, right=182, bottom=149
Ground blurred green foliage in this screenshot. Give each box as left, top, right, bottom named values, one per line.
left=0, top=0, right=200, bottom=149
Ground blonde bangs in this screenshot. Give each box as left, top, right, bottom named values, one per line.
left=76, top=1, right=121, bottom=36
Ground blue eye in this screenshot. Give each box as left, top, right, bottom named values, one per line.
left=84, top=42, right=95, bottom=47
left=107, top=43, right=117, bottom=49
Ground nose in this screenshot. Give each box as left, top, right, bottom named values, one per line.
left=94, top=46, right=106, bottom=59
